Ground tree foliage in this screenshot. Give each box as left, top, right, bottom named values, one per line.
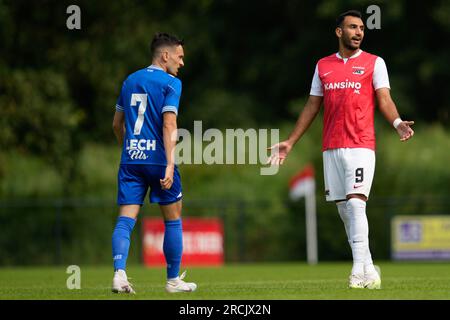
left=1, top=0, right=449, bottom=189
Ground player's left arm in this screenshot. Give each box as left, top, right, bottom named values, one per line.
left=376, top=88, right=414, bottom=142
left=160, top=78, right=182, bottom=190
left=160, top=112, right=177, bottom=190
left=112, top=111, right=125, bottom=146
left=373, top=57, right=414, bottom=142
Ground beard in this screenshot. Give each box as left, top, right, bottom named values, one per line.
left=342, top=35, right=362, bottom=50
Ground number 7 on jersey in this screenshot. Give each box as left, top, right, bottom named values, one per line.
left=131, top=93, right=148, bottom=135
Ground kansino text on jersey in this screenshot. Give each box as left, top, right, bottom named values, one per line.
left=324, top=81, right=362, bottom=90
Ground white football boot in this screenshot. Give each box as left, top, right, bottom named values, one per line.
left=348, top=274, right=365, bottom=289
left=112, top=269, right=136, bottom=294
left=165, top=270, right=197, bottom=293
left=364, top=267, right=381, bottom=289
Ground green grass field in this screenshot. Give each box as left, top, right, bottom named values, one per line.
left=1, top=262, right=449, bottom=300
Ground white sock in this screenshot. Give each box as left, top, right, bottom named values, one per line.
left=336, top=201, right=351, bottom=251
left=167, top=276, right=180, bottom=282
left=338, top=200, right=377, bottom=275
left=337, top=201, right=374, bottom=270
left=364, top=238, right=377, bottom=274
left=347, top=198, right=369, bottom=276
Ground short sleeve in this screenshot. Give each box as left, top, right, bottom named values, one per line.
left=115, top=81, right=126, bottom=112
left=309, top=64, right=323, bottom=96
left=373, top=57, right=390, bottom=90
left=162, top=78, right=182, bottom=115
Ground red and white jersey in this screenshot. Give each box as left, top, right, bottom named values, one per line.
left=310, top=50, right=390, bottom=151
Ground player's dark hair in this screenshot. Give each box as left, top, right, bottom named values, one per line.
left=151, top=32, right=184, bottom=57
left=336, top=10, right=363, bottom=27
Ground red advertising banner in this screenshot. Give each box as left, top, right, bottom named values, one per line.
left=142, top=217, right=224, bottom=266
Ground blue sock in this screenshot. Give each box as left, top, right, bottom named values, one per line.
left=163, top=219, right=183, bottom=279
left=112, top=216, right=136, bottom=271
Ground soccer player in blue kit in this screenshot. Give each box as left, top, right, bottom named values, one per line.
left=111, top=33, right=196, bottom=293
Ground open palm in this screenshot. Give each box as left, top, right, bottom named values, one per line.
left=267, top=141, right=293, bottom=165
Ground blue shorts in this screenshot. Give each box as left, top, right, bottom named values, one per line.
left=117, top=164, right=182, bottom=206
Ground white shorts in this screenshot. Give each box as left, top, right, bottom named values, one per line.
left=323, top=148, right=375, bottom=202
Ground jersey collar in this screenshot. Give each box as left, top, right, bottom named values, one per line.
left=148, top=64, right=164, bottom=71
left=336, top=49, right=363, bottom=63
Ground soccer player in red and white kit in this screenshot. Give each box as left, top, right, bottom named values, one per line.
left=268, top=10, right=414, bottom=289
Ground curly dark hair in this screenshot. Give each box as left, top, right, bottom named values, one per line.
left=336, top=10, right=363, bottom=27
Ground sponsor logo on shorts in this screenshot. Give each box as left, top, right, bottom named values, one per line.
left=325, top=190, right=330, bottom=196
left=353, top=184, right=364, bottom=189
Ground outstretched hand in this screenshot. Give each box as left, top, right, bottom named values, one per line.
left=266, top=141, right=293, bottom=165
left=396, top=120, right=415, bottom=142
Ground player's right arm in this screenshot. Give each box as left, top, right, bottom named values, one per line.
left=113, top=81, right=127, bottom=147
left=112, top=111, right=125, bottom=146
left=268, top=63, right=323, bottom=165
left=267, top=95, right=323, bottom=165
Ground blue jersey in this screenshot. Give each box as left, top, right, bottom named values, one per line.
left=115, top=65, right=182, bottom=165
